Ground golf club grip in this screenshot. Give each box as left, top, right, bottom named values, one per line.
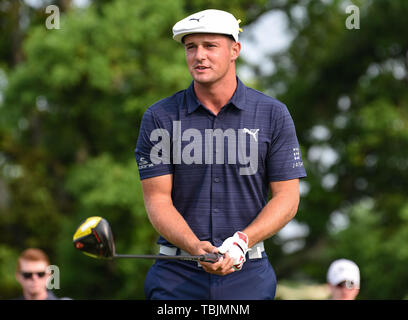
left=201, top=253, right=224, bottom=263
left=113, top=253, right=224, bottom=263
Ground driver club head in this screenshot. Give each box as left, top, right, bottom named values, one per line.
left=73, top=216, right=116, bottom=259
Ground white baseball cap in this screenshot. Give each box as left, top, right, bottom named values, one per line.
left=327, top=259, right=360, bottom=288
left=172, top=9, right=242, bottom=43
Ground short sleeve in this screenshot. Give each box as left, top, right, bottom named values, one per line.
left=135, top=108, right=174, bottom=180
left=267, top=104, right=307, bottom=182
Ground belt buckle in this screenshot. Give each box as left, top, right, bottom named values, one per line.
left=248, top=242, right=264, bottom=259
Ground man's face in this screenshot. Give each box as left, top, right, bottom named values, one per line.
left=16, top=260, right=49, bottom=297
left=184, top=33, right=241, bottom=85
left=329, top=281, right=360, bottom=300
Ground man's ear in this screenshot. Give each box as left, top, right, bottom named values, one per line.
left=16, top=272, right=22, bottom=285
left=231, top=41, right=241, bottom=61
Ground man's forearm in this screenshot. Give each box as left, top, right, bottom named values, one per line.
left=242, top=181, right=300, bottom=248
left=145, top=200, right=200, bottom=254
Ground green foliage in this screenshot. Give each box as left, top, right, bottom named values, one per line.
left=0, top=245, right=20, bottom=299
left=57, top=155, right=156, bottom=299
left=3, top=0, right=190, bottom=160
left=326, top=199, right=408, bottom=299
left=1, top=0, right=189, bottom=299
left=260, top=0, right=408, bottom=298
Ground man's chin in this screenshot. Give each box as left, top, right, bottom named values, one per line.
left=27, top=286, right=43, bottom=295
left=192, top=75, right=216, bottom=86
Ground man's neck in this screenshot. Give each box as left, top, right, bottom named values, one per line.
left=193, top=74, right=237, bottom=115
left=24, top=290, right=48, bottom=300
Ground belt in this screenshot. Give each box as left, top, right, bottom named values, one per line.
left=159, top=241, right=265, bottom=260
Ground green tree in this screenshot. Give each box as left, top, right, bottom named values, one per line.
left=1, top=0, right=189, bottom=299
left=259, top=0, right=408, bottom=299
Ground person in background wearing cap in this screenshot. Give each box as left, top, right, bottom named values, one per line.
left=327, top=259, right=360, bottom=300
left=135, top=9, right=306, bottom=299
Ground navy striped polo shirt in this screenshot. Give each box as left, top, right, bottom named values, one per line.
left=135, top=77, right=306, bottom=247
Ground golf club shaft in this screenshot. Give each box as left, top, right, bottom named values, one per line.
left=113, top=253, right=222, bottom=263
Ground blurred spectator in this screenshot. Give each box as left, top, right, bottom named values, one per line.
left=14, top=248, right=68, bottom=300
left=327, top=258, right=360, bottom=300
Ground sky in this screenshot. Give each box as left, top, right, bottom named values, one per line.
left=23, top=0, right=91, bottom=8
left=238, top=10, right=294, bottom=81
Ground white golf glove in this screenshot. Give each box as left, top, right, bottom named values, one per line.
left=217, top=231, right=249, bottom=271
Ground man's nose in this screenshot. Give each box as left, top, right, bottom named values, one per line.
left=195, top=45, right=206, bottom=61
left=32, top=273, right=44, bottom=280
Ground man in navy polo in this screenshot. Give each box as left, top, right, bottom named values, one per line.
left=135, top=9, right=306, bottom=299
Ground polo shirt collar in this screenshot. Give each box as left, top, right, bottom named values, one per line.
left=229, top=77, right=248, bottom=111
left=186, top=77, right=248, bottom=114
left=186, top=82, right=201, bottom=114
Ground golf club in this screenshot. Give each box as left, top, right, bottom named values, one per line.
left=73, top=216, right=223, bottom=263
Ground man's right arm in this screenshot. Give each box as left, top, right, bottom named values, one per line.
left=141, top=174, right=210, bottom=255
left=141, top=174, right=234, bottom=275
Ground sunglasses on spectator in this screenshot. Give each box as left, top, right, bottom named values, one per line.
left=336, top=280, right=356, bottom=289
left=20, top=271, right=46, bottom=279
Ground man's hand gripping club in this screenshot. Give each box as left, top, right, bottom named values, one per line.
left=199, top=231, right=249, bottom=274
left=195, top=241, right=235, bottom=276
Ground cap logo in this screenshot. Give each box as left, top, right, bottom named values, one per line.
left=189, top=15, right=204, bottom=22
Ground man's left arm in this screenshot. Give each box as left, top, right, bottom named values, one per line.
left=242, top=178, right=300, bottom=248
left=217, top=103, right=305, bottom=268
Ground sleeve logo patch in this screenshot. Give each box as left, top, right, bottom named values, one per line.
left=292, top=148, right=304, bottom=168
left=138, top=157, right=154, bottom=170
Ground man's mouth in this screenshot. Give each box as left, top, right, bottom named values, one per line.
left=195, top=65, right=209, bottom=70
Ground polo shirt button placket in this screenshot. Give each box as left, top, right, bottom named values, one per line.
left=211, top=173, right=222, bottom=243
left=211, top=114, right=224, bottom=245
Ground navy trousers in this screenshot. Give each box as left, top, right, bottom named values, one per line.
left=144, top=254, right=277, bottom=300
